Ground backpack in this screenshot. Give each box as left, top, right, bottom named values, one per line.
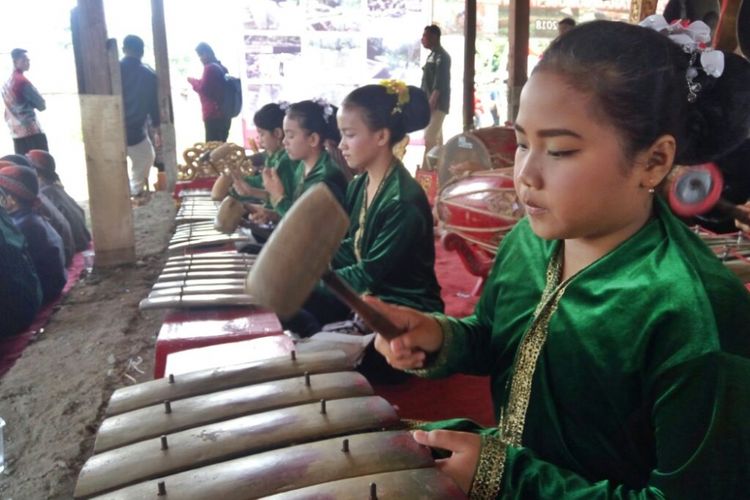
left=221, top=73, right=242, bottom=119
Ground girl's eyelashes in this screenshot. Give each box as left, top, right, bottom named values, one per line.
left=515, top=143, right=578, bottom=158
left=548, top=149, right=579, bottom=158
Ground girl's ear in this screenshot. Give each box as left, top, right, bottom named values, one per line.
left=307, top=132, right=322, bottom=149
left=376, top=128, right=391, bottom=148
left=273, top=128, right=283, bottom=140
left=639, top=134, right=676, bottom=188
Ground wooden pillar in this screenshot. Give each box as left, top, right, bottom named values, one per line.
left=151, top=0, right=178, bottom=192
left=629, top=0, right=659, bottom=23
left=463, top=0, right=477, bottom=131
left=71, top=0, right=135, bottom=267
left=713, top=0, right=743, bottom=53
left=507, top=0, right=529, bottom=122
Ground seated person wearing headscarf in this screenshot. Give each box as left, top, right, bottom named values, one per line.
left=0, top=200, right=42, bottom=337
left=0, top=164, right=66, bottom=303
left=26, top=149, right=91, bottom=252
left=1, top=154, right=74, bottom=264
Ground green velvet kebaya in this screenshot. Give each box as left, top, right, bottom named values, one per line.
left=231, top=149, right=296, bottom=207
left=272, top=150, right=348, bottom=217
left=273, top=151, right=347, bottom=217
left=417, top=196, right=750, bottom=499
left=332, top=161, right=443, bottom=313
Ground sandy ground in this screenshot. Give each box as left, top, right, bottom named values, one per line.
left=0, top=192, right=176, bottom=499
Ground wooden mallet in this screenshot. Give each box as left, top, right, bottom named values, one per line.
left=668, top=162, right=750, bottom=225
left=245, top=184, right=402, bottom=339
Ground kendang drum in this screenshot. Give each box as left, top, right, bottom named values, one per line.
left=73, top=350, right=467, bottom=499
left=437, top=168, right=524, bottom=255
left=437, top=126, right=516, bottom=188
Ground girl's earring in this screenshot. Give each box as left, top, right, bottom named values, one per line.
left=648, top=187, right=655, bottom=194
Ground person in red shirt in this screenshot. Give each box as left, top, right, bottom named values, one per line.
left=2, top=48, right=48, bottom=154
left=187, top=42, right=230, bottom=142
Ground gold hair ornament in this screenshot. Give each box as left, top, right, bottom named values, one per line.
left=379, top=79, right=410, bottom=115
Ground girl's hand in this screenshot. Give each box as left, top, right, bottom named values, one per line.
left=412, top=429, right=481, bottom=494
left=364, top=296, right=444, bottom=370
left=231, top=173, right=253, bottom=197
left=262, top=168, right=284, bottom=204
left=247, top=204, right=268, bottom=224
left=734, top=202, right=750, bottom=234
left=245, top=205, right=279, bottom=225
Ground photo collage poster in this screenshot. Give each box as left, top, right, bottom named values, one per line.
left=242, top=0, right=431, bottom=145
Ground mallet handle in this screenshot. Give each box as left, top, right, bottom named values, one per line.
left=321, top=270, right=403, bottom=340
left=716, top=199, right=750, bottom=225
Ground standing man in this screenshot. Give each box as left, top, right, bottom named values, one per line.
left=120, top=35, right=161, bottom=199
left=420, top=24, right=450, bottom=168
left=2, top=48, right=48, bottom=154
left=557, top=17, right=576, bottom=37
left=188, top=42, right=230, bottom=143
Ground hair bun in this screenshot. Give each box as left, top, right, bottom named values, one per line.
left=678, top=52, right=750, bottom=165
left=402, top=86, right=430, bottom=133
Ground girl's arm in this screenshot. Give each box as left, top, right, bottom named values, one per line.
left=452, top=351, right=746, bottom=500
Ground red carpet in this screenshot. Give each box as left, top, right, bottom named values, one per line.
left=373, top=237, right=496, bottom=427
left=0, top=251, right=86, bottom=378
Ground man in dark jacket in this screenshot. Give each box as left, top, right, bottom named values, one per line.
left=420, top=25, right=451, bottom=168
left=120, top=35, right=161, bottom=197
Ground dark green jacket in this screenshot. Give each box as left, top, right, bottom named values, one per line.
left=273, top=150, right=347, bottom=217
left=232, top=149, right=296, bottom=208
left=332, top=161, right=443, bottom=313
left=418, top=196, right=750, bottom=499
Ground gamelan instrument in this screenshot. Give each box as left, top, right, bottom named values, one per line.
left=209, top=143, right=269, bottom=202
left=245, top=184, right=403, bottom=339
left=74, top=350, right=465, bottom=499
left=694, top=227, right=750, bottom=282
left=167, top=234, right=252, bottom=255
left=171, top=200, right=253, bottom=254
left=437, top=168, right=524, bottom=256
left=175, top=197, right=225, bottom=226
left=437, top=126, right=516, bottom=187
left=140, top=249, right=258, bottom=311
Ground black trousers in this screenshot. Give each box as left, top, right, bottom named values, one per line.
left=204, top=118, right=231, bottom=142
left=13, top=133, right=49, bottom=155
left=281, top=287, right=351, bottom=338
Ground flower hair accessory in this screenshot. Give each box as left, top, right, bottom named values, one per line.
left=312, top=97, right=334, bottom=120
left=379, top=79, right=410, bottom=114
left=639, top=14, right=725, bottom=102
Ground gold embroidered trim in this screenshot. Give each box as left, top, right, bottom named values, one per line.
left=469, top=434, right=507, bottom=500
left=354, top=164, right=394, bottom=262
left=500, top=248, right=571, bottom=446
left=406, top=313, right=453, bottom=377
left=401, top=419, right=430, bottom=430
